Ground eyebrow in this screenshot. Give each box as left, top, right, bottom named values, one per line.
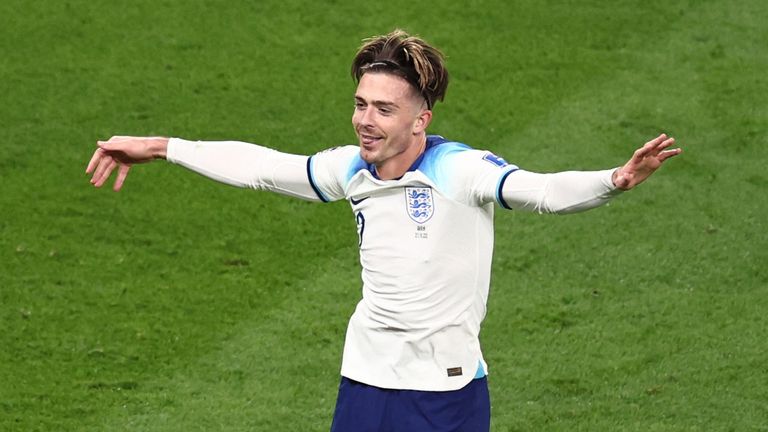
left=355, top=95, right=399, bottom=110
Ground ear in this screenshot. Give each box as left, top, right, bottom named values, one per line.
left=412, top=109, right=433, bottom=135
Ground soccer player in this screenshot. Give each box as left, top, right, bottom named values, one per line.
left=86, top=30, right=681, bottom=432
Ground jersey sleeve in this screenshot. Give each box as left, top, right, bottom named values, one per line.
left=444, top=149, right=622, bottom=214
left=305, top=145, right=360, bottom=202
left=167, top=138, right=321, bottom=201
left=439, top=149, right=520, bottom=206
left=498, top=168, right=622, bottom=214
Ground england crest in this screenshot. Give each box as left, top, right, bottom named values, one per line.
left=405, top=187, right=434, bottom=224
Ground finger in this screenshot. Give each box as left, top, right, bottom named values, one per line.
left=105, top=136, right=137, bottom=146
left=644, top=137, right=676, bottom=161
left=98, top=137, right=148, bottom=163
left=89, top=154, right=111, bottom=184
left=90, top=157, right=113, bottom=187
left=632, top=134, right=670, bottom=162
left=95, top=159, right=118, bottom=188
left=632, top=136, right=662, bottom=160
left=650, top=138, right=678, bottom=160
left=653, top=133, right=668, bottom=145
left=658, top=148, right=683, bottom=162
left=91, top=157, right=117, bottom=187
left=86, top=148, right=105, bottom=174
left=646, top=133, right=669, bottom=152
left=113, top=164, right=131, bottom=191
left=99, top=136, right=135, bottom=151
left=631, top=145, right=652, bottom=164
left=98, top=140, right=120, bottom=151
left=655, top=136, right=675, bottom=150
left=104, top=136, right=127, bottom=143
left=645, top=133, right=666, bottom=148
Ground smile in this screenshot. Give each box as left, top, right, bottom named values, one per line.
left=360, top=133, right=383, bottom=146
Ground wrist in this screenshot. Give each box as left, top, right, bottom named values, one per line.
left=611, top=167, right=630, bottom=190
left=148, top=137, right=170, bottom=159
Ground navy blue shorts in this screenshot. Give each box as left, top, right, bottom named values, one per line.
left=330, top=376, right=490, bottom=432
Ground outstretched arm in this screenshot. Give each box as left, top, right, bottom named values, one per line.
left=498, top=133, right=682, bottom=214
left=85, top=136, right=323, bottom=201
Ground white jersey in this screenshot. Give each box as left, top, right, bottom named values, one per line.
left=309, top=136, right=514, bottom=391
left=167, top=134, right=620, bottom=392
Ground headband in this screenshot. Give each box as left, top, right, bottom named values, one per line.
left=361, top=60, right=432, bottom=109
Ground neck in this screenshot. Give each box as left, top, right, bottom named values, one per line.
left=375, top=134, right=427, bottom=180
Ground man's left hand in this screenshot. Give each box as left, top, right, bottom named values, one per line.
left=613, top=133, right=682, bottom=190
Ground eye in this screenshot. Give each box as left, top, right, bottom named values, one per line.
left=378, top=107, right=391, bottom=115
left=354, top=101, right=366, bottom=110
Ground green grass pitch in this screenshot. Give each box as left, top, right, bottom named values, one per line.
left=1, top=0, right=767, bottom=430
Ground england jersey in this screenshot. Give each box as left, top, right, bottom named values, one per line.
left=308, top=135, right=517, bottom=391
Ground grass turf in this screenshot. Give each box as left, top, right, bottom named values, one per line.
left=1, top=0, right=766, bottom=430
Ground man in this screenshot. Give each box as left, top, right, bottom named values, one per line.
left=86, top=30, right=681, bottom=432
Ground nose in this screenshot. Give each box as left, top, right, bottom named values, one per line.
left=355, top=106, right=374, bottom=129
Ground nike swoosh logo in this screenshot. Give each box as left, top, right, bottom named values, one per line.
left=350, top=196, right=370, bottom=205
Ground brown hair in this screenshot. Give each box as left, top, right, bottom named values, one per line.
left=351, top=29, right=449, bottom=109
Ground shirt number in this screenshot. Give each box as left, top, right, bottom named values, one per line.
left=355, top=211, right=365, bottom=247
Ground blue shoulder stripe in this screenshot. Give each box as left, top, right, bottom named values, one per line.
left=417, top=140, right=472, bottom=188
left=344, top=153, right=370, bottom=185
left=306, top=156, right=329, bottom=203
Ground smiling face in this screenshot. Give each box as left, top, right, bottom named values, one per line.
left=352, top=72, right=432, bottom=179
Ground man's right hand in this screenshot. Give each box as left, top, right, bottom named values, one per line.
left=86, top=136, right=169, bottom=191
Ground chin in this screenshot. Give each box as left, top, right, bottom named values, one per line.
left=359, top=149, right=378, bottom=164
